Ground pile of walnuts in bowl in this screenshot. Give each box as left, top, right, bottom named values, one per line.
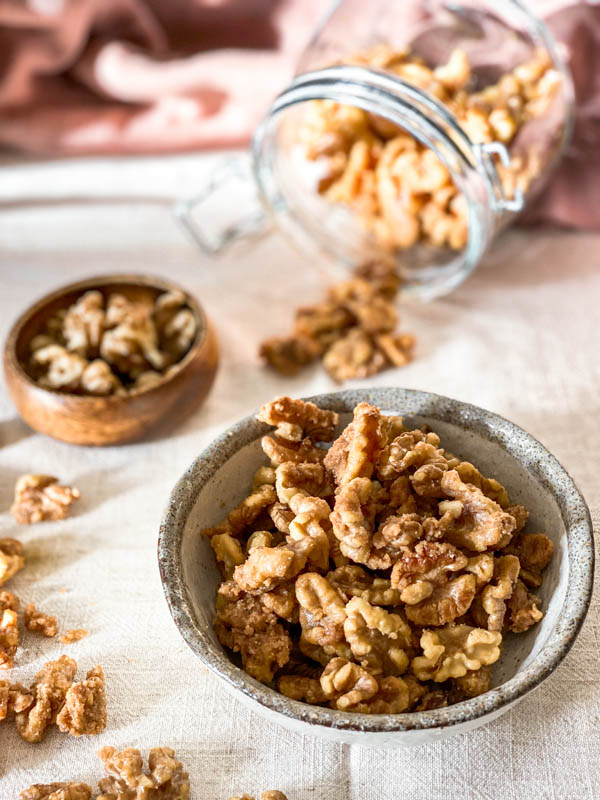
left=203, top=397, right=554, bottom=713
left=25, top=289, right=198, bottom=395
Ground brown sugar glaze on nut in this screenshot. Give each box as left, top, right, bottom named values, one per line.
left=202, top=397, right=553, bottom=712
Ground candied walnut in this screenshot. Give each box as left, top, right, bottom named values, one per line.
left=330, top=478, right=385, bottom=568
left=11, top=474, right=80, bottom=524
left=505, top=504, right=529, bottom=532
left=211, top=533, right=245, bottom=579
left=472, top=555, right=520, bottom=631
left=325, top=402, right=383, bottom=486
left=0, top=537, right=25, bottom=585
left=415, top=688, right=449, bottom=711
left=261, top=435, right=324, bottom=466
left=451, top=665, right=493, bottom=700
left=391, top=541, right=468, bottom=603
left=269, top=502, right=295, bottom=534
left=261, top=583, right=298, bottom=622
left=352, top=260, right=402, bottom=299
left=101, top=294, right=164, bottom=374
left=260, top=335, right=321, bottom=375
left=215, top=592, right=290, bottom=682
left=386, top=430, right=447, bottom=481
left=373, top=332, right=415, bottom=368
left=233, top=548, right=297, bottom=594
left=465, top=553, right=495, bottom=589
left=506, top=580, right=543, bottom=633
left=505, top=532, right=554, bottom=588
left=278, top=674, right=328, bottom=704
left=16, top=655, right=78, bottom=743
left=455, top=462, right=510, bottom=508
left=25, top=603, right=58, bottom=638
left=0, top=590, right=20, bottom=669
left=294, top=301, right=353, bottom=349
left=19, top=784, right=92, bottom=800
left=246, top=531, right=273, bottom=555
left=372, top=513, right=423, bottom=550
left=343, top=596, right=411, bottom=676
left=32, top=345, right=87, bottom=391
left=412, top=625, right=502, bottom=682
left=80, top=359, right=120, bottom=396
left=201, top=484, right=276, bottom=538
left=63, top=290, right=105, bottom=356
left=323, top=329, right=386, bottom=382
left=440, top=470, right=516, bottom=551
left=296, top=573, right=347, bottom=650
left=1, top=681, right=33, bottom=718
left=352, top=675, right=411, bottom=714
left=320, top=657, right=379, bottom=710
left=252, top=466, right=276, bottom=489
left=56, top=665, right=106, bottom=736
left=327, top=565, right=373, bottom=601
left=59, top=629, right=88, bottom=644
left=257, top=396, right=338, bottom=442
left=405, top=574, right=476, bottom=627
left=97, top=746, right=190, bottom=800
left=274, top=462, right=333, bottom=505
left=287, top=494, right=331, bottom=570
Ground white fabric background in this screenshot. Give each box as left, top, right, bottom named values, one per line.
left=0, top=153, right=598, bottom=799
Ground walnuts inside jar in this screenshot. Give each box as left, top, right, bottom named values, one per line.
left=203, top=396, right=553, bottom=713
left=26, top=288, right=198, bottom=396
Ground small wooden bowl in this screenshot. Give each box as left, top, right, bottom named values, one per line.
left=4, top=275, right=219, bottom=446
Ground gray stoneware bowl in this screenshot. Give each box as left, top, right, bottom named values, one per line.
left=158, top=388, right=593, bottom=747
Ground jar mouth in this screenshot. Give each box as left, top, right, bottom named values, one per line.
left=253, top=66, right=496, bottom=300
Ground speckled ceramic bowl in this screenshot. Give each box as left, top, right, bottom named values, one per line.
left=158, top=388, right=593, bottom=747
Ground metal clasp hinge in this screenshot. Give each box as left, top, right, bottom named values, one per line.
left=473, top=141, right=525, bottom=214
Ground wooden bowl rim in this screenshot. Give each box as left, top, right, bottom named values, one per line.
left=4, top=273, right=214, bottom=405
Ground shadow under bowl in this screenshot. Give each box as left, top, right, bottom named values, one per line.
left=158, top=387, right=593, bottom=746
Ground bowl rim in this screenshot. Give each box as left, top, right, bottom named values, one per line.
left=158, top=387, right=594, bottom=734
left=3, top=272, right=211, bottom=403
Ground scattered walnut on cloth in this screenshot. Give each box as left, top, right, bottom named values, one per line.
left=298, top=46, right=561, bottom=252
left=260, top=262, right=415, bottom=382
left=0, top=590, right=20, bottom=669
left=202, top=396, right=553, bottom=712
left=26, top=288, right=197, bottom=396
left=18, top=745, right=190, bottom=800
left=11, top=475, right=80, bottom=524
left=24, top=603, right=59, bottom=638
left=0, top=537, right=25, bottom=585
left=59, top=629, right=89, bottom=645
left=1, top=655, right=106, bottom=743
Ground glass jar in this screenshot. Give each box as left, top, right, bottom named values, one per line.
left=181, top=0, right=574, bottom=300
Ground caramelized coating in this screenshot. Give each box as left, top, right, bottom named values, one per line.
left=24, top=603, right=59, bottom=638
left=257, top=397, right=338, bottom=442
left=0, top=537, right=25, bottom=586
left=16, top=655, right=78, bottom=742
left=19, top=784, right=92, bottom=800
left=201, top=485, right=276, bottom=539
left=209, top=396, right=550, bottom=712
left=0, top=590, right=20, bottom=669
left=261, top=435, right=324, bottom=466
left=215, top=590, right=291, bottom=682
left=11, top=475, right=80, bottom=525
left=56, top=666, right=107, bottom=736
left=97, top=746, right=190, bottom=800
left=440, top=470, right=516, bottom=551
left=505, top=532, right=554, bottom=588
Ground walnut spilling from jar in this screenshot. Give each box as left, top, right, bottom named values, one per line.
left=260, top=262, right=415, bottom=383
left=27, top=288, right=198, bottom=396
left=204, top=397, right=552, bottom=713
left=299, top=46, right=561, bottom=252
left=11, top=475, right=80, bottom=524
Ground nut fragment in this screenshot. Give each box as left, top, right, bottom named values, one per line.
left=506, top=580, right=543, bottom=633
left=296, top=573, right=347, bottom=650
left=412, top=625, right=502, bottom=682
left=257, top=396, right=338, bottom=442
left=25, top=603, right=58, bottom=638
left=11, top=475, right=80, bottom=524
left=0, top=590, right=20, bottom=669
left=16, top=655, right=78, bottom=742
left=56, top=665, right=107, bottom=736
left=59, top=630, right=88, bottom=645
left=0, top=537, right=25, bottom=585
left=97, top=746, right=190, bottom=800
left=343, top=596, right=411, bottom=675
left=472, top=555, right=520, bottom=631
left=19, top=784, right=92, bottom=800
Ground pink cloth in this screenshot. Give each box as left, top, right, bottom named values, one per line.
left=0, top=0, right=598, bottom=229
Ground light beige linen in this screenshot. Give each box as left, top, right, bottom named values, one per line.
left=0, top=153, right=598, bottom=799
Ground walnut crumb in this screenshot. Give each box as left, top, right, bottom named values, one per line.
left=59, top=629, right=88, bottom=645
left=25, top=603, right=58, bottom=638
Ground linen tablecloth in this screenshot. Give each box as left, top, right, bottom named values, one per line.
left=0, top=153, right=598, bottom=799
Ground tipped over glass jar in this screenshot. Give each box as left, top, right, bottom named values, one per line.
left=182, top=0, right=574, bottom=300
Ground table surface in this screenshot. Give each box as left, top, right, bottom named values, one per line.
left=0, top=153, right=598, bottom=800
